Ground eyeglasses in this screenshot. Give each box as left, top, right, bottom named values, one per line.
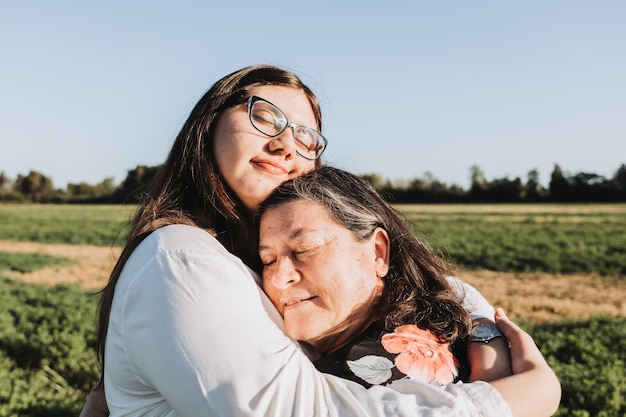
left=244, top=96, right=328, bottom=160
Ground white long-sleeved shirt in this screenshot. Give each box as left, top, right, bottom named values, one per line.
left=104, top=224, right=512, bottom=417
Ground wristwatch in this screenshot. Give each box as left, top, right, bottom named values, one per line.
left=470, top=323, right=503, bottom=343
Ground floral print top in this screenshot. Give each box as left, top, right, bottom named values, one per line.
left=314, top=320, right=470, bottom=388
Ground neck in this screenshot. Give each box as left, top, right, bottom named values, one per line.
left=314, top=314, right=380, bottom=355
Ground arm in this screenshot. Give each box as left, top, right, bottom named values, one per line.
left=490, top=309, right=561, bottom=417
left=104, top=226, right=512, bottom=417
left=467, top=318, right=513, bottom=381
left=448, top=277, right=512, bottom=381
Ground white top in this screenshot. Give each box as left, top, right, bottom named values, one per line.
left=448, top=275, right=496, bottom=321
left=104, top=224, right=511, bottom=417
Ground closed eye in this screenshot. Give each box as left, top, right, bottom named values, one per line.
left=261, top=258, right=276, bottom=267
left=293, top=245, right=321, bottom=260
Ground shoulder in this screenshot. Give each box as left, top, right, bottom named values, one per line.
left=150, top=224, right=225, bottom=252
left=445, top=275, right=495, bottom=320
left=130, top=224, right=234, bottom=264
left=122, top=224, right=259, bottom=286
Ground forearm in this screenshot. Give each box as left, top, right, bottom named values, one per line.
left=468, top=318, right=512, bottom=381
left=490, top=309, right=561, bottom=417
left=490, top=365, right=560, bottom=417
left=448, top=278, right=513, bottom=381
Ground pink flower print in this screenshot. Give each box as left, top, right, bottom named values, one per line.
left=381, top=324, right=458, bottom=385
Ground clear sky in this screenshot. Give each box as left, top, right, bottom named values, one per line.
left=2, top=1, right=625, bottom=189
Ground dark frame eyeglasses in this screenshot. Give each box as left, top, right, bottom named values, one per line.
left=230, top=95, right=328, bottom=160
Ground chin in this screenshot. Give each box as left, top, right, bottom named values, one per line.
left=285, top=326, right=314, bottom=344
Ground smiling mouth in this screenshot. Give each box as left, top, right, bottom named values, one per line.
left=252, top=159, right=288, bottom=175
left=284, top=296, right=316, bottom=307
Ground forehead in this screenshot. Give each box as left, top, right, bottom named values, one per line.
left=259, top=200, right=340, bottom=239
left=250, top=85, right=304, bottom=102
left=261, top=200, right=326, bottom=225
left=249, top=86, right=316, bottom=124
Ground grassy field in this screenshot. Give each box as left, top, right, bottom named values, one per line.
left=398, top=203, right=626, bottom=275
left=1, top=203, right=625, bottom=318
left=0, top=204, right=135, bottom=246
left=2, top=204, right=625, bottom=273
left=1, top=203, right=625, bottom=416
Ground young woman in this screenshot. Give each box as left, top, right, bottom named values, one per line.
left=81, top=65, right=556, bottom=417
left=257, top=166, right=560, bottom=416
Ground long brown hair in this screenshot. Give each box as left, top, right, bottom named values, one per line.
left=256, top=166, right=471, bottom=344
left=96, top=65, right=322, bottom=364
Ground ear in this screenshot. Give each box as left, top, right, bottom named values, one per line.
left=371, top=227, right=390, bottom=278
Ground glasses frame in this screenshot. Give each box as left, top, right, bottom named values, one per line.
left=243, top=96, right=328, bottom=160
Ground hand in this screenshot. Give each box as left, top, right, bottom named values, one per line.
left=494, top=309, right=548, bottom=375
left=489, top=309, right=561, bottom=417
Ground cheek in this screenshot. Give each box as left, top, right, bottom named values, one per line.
left=292, top=160, right=317, bottom=177
left=262, top=278, right=282, bottom=312
left=342, top=275, right=384, bottom=312
left=212, top=113, right=247, bottom=170
left=212, top=125, right=232, bottom=171
left=261, top=277, right=273, bottom=299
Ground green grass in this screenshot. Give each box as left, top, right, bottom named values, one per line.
left=0, top=204, right=136, bottom=246
left=1, top=203, right=624, bottom=275
left=0, top=204, right=626, bottom=276
left=397, top=204, right=626, bottom=275
left=528, top=316, right=626, bottom=417
left=0, top=276, right=100, bottom=417
left=0, top=252, right=70, bottom=273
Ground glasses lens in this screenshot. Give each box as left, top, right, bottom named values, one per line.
left=294, top=127, right=327, bottom=160
left=249, top=99, right=287, bottom=136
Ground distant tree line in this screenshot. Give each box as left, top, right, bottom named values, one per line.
left=1, top=163, right=625, bottom=204
left=0, top=165, right=161, bottom=204
left=365, top=163, right=626, bottom=203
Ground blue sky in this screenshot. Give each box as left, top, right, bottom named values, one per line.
left=2, top=1, right=625, bottom=189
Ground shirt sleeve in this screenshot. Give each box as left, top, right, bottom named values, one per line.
left=106, top=226, right=511, bottom=417
left=447, top=276, right=496, bottom=321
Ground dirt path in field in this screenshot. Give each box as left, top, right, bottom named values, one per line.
left=460, top=270, right=626, bottom=322
left=1, top=240, right=624, bottom=322
left=0, top=240, right=121, bottom=290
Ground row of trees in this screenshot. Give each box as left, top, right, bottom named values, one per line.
left=366, top=163, right=626, bottom=203
left=0, top=165, right=160, bottom=204
left=1, top=163, right=625, bottom=204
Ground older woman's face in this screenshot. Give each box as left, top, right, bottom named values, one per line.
left=259, top=200, right=389, bottom=354
left=213, top=86, right=317, bottom=213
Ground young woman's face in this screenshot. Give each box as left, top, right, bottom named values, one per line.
left=259, top=200, right=389, bottom=354
left=213, top=86, right=318, bottom=213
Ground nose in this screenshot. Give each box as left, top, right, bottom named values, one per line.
left=267, top=125, right=297, bottom=159
left=267, top=256, right=301, bottom=290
